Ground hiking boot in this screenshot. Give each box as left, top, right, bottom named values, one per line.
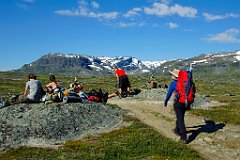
left=102, top=92, right=108, bottom=105
left=180, top=139, right=188, bottom=144
left=180, top=135, right=188, bottom=144
left=10, top=95, right=20, bottom=103
left=119, top=93, right=122, bottom=99
left=172, top=129, right=180, bottom=136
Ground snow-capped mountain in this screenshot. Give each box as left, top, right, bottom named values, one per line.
left=154, top=50, right=240, bottom=78
left=142, top=60, right=167, bottom=69
left=16, top=50, right=240, bottom=76
left=17, top=53, right=164, bottom=75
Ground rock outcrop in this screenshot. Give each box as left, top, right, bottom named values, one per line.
left=0, top=102, right=123, bottom=152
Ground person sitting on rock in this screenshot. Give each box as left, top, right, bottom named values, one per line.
left=22, top=73, right=44, bottom=103
left=69, top=77, right=84, bottom=92
left=45, top=75, right=63, bottom=102
left=46, top=75, right=58, bottom=94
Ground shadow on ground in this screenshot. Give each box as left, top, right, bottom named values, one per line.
left=187, top=120, right=226, bottom=143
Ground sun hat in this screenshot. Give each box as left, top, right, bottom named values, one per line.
left=169, top=69, right=179, bottom=78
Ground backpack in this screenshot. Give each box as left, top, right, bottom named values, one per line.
left=88, top=95, right=102, bottom=102
left=176, top=69, right=196, bottom=106
left=53, top=81, right=64, bottom=101
left=0, top=98, right=10, bottom=109
left=87, top=89, right=108, bottom=104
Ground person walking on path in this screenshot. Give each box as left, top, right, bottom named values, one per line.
left=164, top=69, right=188, bottom=144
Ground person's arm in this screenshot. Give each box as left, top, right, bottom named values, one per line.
left=24, top=82, right=29, bottom=97
left=45, top=83, right=50, bottom=88
left=164, top=81, right=176, bottom=106
left=115, top=73, right=119, bottom=81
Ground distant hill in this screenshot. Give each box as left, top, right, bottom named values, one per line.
left=153, top=50, right=240, bottom=80
left=16, top=53, right=164, bottom=76
left=15, top=51, right=240, bottom=77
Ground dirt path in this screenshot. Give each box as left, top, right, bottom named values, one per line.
left=108, top=98, right=240, bottom=160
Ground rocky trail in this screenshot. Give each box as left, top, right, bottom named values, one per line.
left=108, top=89, right=240, bottom=160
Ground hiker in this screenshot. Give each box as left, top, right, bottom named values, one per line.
left=87, top=89, right=108, bottom=104
left=163, top=83, right=168, bottom=89
left=107, top=92, right=118, bottom=99
left=69, top=77, right=84, bottom=92
left=147, top=75, right=158, bottom=89
left=113, top=67, right=131, bottom=97
left=164, top=69, right=188, bottom=144
left=45, top=75, right=63, bottom=102
left=107, top=88, right=141, bottom=99
left=46, top=75, right=58, bottom=93
left=22, top=73, right=44, bottom=103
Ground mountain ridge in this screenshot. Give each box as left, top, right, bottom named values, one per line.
left=16, top=50, right=240, bottom=76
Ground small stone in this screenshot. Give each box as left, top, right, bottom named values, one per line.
left=204, top=137, right=214, bottom=143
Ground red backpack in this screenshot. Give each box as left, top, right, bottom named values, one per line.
left=176, top=69, right=195, bottom=106
left=88, top=96, right=101, bottom=102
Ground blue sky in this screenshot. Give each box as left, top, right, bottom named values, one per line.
left=0, top=0, right=240, bottom=71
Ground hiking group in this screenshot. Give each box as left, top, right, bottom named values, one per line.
left=164, top=68, right=195, bottom=144
left=8, top=67, right=133, bottom=105
left=0, top=66, right=196, bottom=145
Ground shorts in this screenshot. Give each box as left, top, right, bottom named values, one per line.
left=118, top=76, right=130, bottom=91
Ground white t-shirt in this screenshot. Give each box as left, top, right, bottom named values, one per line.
left=25, top=79, right=42, bottom=101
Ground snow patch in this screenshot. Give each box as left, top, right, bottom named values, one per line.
left=235, top=51, right=240, bottom=60
left=142, top=69, right=150, bottom=73
left=89, top=65, right=102, bottom=70
left=235, top=56, right=240, bottom=60
left=192, top=59, right=208, bottom=64
left=142, top=60, right=166, bottom=69
left=103, top=66, right=112, bottom=70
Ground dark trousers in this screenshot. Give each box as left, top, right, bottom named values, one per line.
left=173, top=102, right=188, bottom=140
left=118, top=76, right=131, bottom=89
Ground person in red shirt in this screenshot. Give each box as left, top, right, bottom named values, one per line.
left=114, top=68, right=131, bottom=97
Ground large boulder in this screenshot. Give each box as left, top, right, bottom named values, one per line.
left=0, top=102, right=123, bottom=152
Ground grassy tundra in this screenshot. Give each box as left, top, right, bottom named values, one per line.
left=0, top=71, right=239, bottom=159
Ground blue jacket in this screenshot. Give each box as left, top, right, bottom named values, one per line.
left=164, top=80, right=177, bottom=106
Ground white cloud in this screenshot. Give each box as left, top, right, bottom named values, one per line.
left=123, top=8, right=142, bottom=18
left=167, top=22, right=178, bottom=29
left=55, top=0, right=118, bottom=20
left=161, top=0, right=171, bottom=5
left=204, top=29, right=240, bottom=43
left=88, top=11, right=118, bottom=20
left=203, top=12, right=239, bottom=21
left=116, top=22, right=146, bottom=28
left=144, top=2, right=197, bottom=18
left=91, top=1, right=100, bottom=9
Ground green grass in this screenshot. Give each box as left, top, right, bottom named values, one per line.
left=0, top=71, right=239, bottom=159
left=0, top=72, right=151, bottom=98
left=0, top=116, right=204, bottom=160
left=194, top=77, right=240, bottom=103
left=191, top=103, right=240, bottom=125
left=191, top=77, right=240, bottom=125
left=0, top=72, right=240, bottom=125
